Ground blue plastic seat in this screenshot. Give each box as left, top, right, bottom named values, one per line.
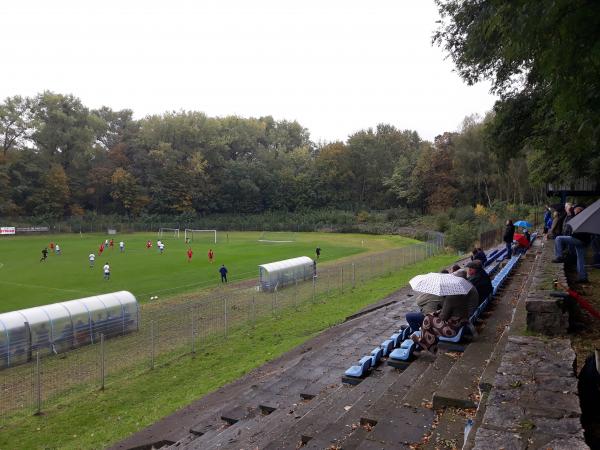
left=344, top=355, right=372, bottom=378
left=389, top=339, right=415, bottom=361
left=438, top=326, right=464, bottom=343
left=370, top=347, right=383, bottom=367
left=390, top=333, right=401, bottom=348
left=381, top=339, right=394, bottom=357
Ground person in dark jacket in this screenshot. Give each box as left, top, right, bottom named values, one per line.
left=466, top=260, right=493, bottom=304
left=503, top=220, right=515, bottom=259
left=471, top=248, right=487, bottom=265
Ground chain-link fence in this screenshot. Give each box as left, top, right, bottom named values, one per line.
left=0, top=238, right=444, bottom=421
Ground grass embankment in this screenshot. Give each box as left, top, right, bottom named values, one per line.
left=0, top=253, right=458, bottom=450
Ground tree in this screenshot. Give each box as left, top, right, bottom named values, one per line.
left=0, top=96, right=33, bottom=155
left=29, top=163, right=71, bottom=217
left=110, top=168, right=147, bottom=216
left=434, top=0, right=600, bottom=183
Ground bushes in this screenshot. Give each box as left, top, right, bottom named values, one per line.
left=445, top=222, right=479, bottom=252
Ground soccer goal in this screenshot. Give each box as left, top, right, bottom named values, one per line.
left=158, top=228, right=180, bottom=239
left=184, top=229, right=217, bottom=243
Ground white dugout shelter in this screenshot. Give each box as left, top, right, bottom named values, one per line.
left=0, top=291, right=139, bottom=369
left=259, top=256, right=315, bottom=292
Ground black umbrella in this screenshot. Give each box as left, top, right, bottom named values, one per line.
left=568, top=198, right=600, bottom=234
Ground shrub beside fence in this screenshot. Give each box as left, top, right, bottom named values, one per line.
left=0, top=238, right=444, bottom=420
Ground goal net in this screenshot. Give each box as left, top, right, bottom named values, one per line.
left=184, top=229, right=217, bottom=243
left=258, top=231, right=296, bottom=243
left=158, top=228, right=180, bottom=239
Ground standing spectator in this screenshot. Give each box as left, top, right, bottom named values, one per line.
left=89, top=252, right=96, bottom=268
left=40, top=247, right=48, bottom=262
left=543, top=206, right=553, bottom=234
left=208, top=249, right=214, bottom=263
left=187, top=247, right=193, bottom=262
left=219, top=264, right=228, bottom=283
left=316, top=247, right=321, bottom=259
left=103, top=262, right=110, bottom=280
left=503, top=220, right=515, bottom=259
left=119, top=241, right=125, bottom=253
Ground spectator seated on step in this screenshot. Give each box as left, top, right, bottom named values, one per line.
left=451, top=269, right=479, bottom=318
left=513, top=232, right=530, bottom=255
left=552, top=205, right=591, bottom=283
left=471, top=247, right=487, bottom=266
left=466, top=260, right=493, bottom=304
left=405, top=291, right=444, bottom=333
left=412, top=287, right=470, bottom=355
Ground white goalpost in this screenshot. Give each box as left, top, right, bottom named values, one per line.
left=158, top=228, right=180, bottom=239
left=184, top=229, right=217, bottom=244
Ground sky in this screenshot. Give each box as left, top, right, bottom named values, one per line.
left=0, top=0, right=497, bottom=143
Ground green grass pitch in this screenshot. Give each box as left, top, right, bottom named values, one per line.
left=0, top=231, right=417, bottom=313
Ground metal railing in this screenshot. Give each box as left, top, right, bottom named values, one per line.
left=0, top=239, right=444, bottom=420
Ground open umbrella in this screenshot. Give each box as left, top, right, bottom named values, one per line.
left=513, top=220, right=532, bottom=228
left=409, top=273, right=473, bottom=296
left=568, top=198, right=600, bottom=234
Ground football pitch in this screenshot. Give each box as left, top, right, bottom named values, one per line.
left=0, top=231, right=418, bottom=313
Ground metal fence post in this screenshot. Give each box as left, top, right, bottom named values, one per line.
left=34, top=351, right=41, bottom=415
left=191, top=306, right=196, bottom=356
left=150, top=320, right=155, bottom=370
left=100, top=334, right=105, bottom=390
left=294, top=279, right=298, bottom=310
left=224, top=296, right=228, bottom=338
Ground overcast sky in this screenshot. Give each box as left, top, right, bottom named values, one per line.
left=0, top=0, right=496, bottom=143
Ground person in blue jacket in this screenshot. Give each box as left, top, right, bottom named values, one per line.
left=219, top=264, right=228, bottom=283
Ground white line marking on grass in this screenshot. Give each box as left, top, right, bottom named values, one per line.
left=257, top=240, right=294, bottom=243
left=0, top=279, right=92, bottom=295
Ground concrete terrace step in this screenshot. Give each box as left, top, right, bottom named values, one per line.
left=432, top=257, right=533, bottom=410
left=292, top=360, right=433, bottom=449
left=277, top=353, right=458, bottom=449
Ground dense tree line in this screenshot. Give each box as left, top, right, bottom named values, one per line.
left=0, top=92, right=541, bottom=220
left=434, top=0, right=600, bottom=185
